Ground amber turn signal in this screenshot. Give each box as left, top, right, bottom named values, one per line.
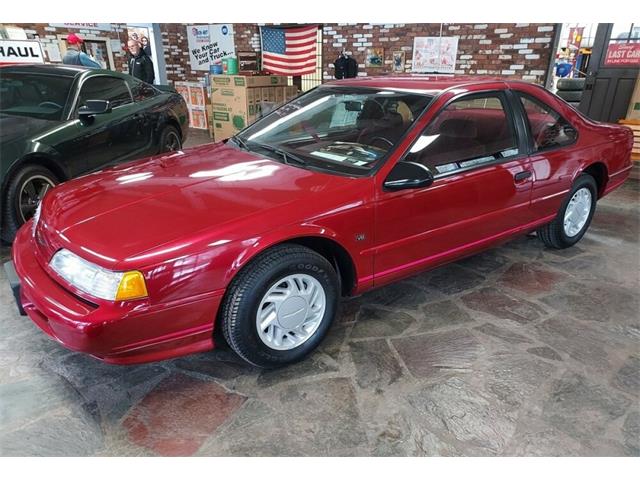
left=115, top=271, right=148, bottom=301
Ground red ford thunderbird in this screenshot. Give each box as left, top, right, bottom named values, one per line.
left=5, top=76, right=634, bottom=367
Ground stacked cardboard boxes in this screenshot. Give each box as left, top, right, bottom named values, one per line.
left=208, top=74, right=299, bottom=141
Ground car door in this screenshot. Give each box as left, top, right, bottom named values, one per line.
left=510, top=89, right=580, bottom=220
left=373, top=90, right=534, bottom=287
left=65, top=75, right=146, bottom=172
left=126, top=78, right=160, bottom=158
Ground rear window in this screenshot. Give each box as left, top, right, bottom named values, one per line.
left=0, top=72, right=73, bottom=121
left=517, top=92, right=577, bottom=151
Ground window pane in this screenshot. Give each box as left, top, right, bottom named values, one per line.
left=77, top=77, right=132, bottom=110
left=238, top=86, right=433, bottom=176
left=0, top=72, right=72, bottom=120
left=610, top=23, right=633, bottom=43
left=517, top=93, right=577, bottom=151
left=405, top=94, right=519, bottom=175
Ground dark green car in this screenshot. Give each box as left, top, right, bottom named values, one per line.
left=0, top=64, right=189, bottom=242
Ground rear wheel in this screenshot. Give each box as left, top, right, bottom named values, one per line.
left=2, top=164, right=58, bottom=243
left=219, top=244, right=339, bottom=368
left=158, top=125, right=182, bottom=153
left=537, top=174, right=597, bottom=249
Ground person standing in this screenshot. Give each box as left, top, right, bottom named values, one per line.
left=127, top=39, right=155, bottom=84
left=62, top=33, right=101, bottom=68
left=141, top=36, right=152, bottom=57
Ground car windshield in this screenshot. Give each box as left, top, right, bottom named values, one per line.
left=235, top=86, right=434, bottom=176
left=0, top=72, right=73, bottom=121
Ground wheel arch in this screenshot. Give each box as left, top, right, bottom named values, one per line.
left=225, top=231, right=358, bottom=298
left=581, top=161, right=608, bottom=198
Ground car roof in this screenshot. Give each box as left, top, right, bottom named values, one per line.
left=324, top=74, right=509, bottom=94
left=0, top=63, right=90, bottom=78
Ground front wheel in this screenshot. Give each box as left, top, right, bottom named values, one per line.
left=158, top=125, right=182, bottom=153
left=537, top=173, right=597, bottom=249
left=219, top=244, right=339, bottom=368
left=2, top=165, right=58, bottom=243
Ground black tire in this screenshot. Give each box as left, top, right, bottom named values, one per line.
left=537, top=174, right=597, bottom=249
left=158, top=125, right=182, bottom=153
left=567, top=101, right=581, bottom=109
left=557, top=90, right=582, bottom=102
left=220, top=244, right=339, bottom=368
left=556, top=78, right=585, bottom=91
left=1, top=164, right=58, bottom=243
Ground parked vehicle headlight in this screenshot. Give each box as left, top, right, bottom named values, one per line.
left=49, top=249, right=148, bottom=301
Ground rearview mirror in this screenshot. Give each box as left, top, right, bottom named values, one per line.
left=78, top=100, right=112, bottom=118
left=343, top=101, right=363, bottom=112
left=384, top=161, right=434, bottom=191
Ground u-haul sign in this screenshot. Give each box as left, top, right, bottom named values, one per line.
left=0, top=40, right=45, bottom=64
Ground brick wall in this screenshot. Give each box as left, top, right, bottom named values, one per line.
left=322, top=23, right=556, bottom=84
left=9, top=23, right=556, bottom=85
left=14, top=23, right=130, bottom=72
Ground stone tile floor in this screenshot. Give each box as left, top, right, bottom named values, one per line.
left=0, top=173, right=638, bottom=456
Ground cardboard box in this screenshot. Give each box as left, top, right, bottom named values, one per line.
left=209, top=74, right=287, bottom=88
left=210, top=87, right=260, bottom=141
left=285, top=85, right=299, bottom=100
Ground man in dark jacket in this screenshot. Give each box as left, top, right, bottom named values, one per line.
left=127, top=39, right=155, bottom=84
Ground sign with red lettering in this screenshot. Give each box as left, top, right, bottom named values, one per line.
left=604, top=43, right=640, bottom=66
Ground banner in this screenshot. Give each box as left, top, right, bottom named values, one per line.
left=567, top=27, right=584, bottom=50
left=187, top=24, right=235, bottom=71
left=0, top=40, right=45, bottom=64
left=412, top=36, right=458, bottom=74
left=604, top=43, right=640, bottom=67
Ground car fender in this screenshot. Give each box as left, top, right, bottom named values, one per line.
left=222, top=222, right=357, bottom=288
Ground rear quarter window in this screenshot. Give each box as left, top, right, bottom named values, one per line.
left=517, top=92, right=578, bottom=151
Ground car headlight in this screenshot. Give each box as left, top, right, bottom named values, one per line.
left=50, top=249, right=148, bottom=301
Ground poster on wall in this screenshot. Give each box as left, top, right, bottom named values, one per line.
left=127, top=26, right=151, bottom=56
left=412, top=36, right=458, bottom=74
left=604, top=43, right=640, bottom=67
left=187, top=24, right=235, bottom=71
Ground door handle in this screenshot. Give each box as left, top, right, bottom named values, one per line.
left=514, top=170, right=532, bottom=182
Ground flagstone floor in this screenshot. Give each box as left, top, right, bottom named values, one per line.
left=0, top=147, right=638, bottom=456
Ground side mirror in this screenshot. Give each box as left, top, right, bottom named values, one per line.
left=78, top=100, right=112, bottom=118
left=384, top=161, right=434, bottom=191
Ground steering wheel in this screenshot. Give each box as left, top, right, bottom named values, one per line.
left=38, top=101, right=63, bottom=109
left=369, top=136, right=394, bottom=149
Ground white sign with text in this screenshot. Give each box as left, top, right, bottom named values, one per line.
left=186, top=24, right=235, bottom=71
left=0, top=40, right=45, bottom=64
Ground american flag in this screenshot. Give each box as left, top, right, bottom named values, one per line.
left=260, top=25, right=318, bottom=76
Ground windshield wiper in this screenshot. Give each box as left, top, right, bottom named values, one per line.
left=254, top=143, right=308, bottom=167
left=230, top=135, right=251, bottom=151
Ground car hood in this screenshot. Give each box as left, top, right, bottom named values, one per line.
left=0, top=113, right=59, bottom=143
left=40, top=142, right=361, bottom=268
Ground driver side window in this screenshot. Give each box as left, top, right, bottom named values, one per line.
left=405, top=92, right=519, bottom=176
left=76, top=76, right=132, bottom=113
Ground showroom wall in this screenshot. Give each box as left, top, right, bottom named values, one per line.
left=14, top=23, right=130, bottom=71
left=10, top=23, right=557, bottom=86
left=321, top=23, right=557, bottom=83
left=157, top=22, right=556, bottom=86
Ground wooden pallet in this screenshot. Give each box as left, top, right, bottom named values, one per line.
left=619, top=119, right=640, bottom=162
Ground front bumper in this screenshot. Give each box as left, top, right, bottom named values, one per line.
left=9, top=225, right=222, bottom=364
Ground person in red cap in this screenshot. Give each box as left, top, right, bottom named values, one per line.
left=62, top=33, right=102, bottom=68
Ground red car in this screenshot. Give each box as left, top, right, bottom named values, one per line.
left=5, top=76, right=634, bottom=368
